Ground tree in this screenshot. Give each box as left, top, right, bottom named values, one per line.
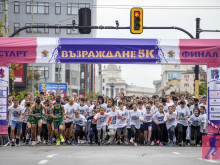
left=27, top=64, right=41, bottom=90
left=199, top=78, right=207, bottom=95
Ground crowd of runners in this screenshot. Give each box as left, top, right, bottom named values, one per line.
left=7, top=91, right=208, bottom=147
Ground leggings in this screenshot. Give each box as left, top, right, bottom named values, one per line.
left=176, top=123, right=188, bottom=143
left=75, top=125, right=87, bottom=143
left=42, top=124, right=48, bottom=141
left=98, top=125, right=106, bottom=142
left=168, top=125, right=175, bottom=142
left=156, top=123, right=166, bottom=142
left=89, top=127, right=98, bottom=143
left=190, top=125, right=201, bottom=144
left=131, top=125, right=140, bottom=143
left=21, top=123, right=27, bottom=141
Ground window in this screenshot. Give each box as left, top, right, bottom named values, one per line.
left=184, top=75, right=189, bottom=79
left=14, top=1, right=20, bottom=13
left=55, top=24, right=61, bottom=34
left=103, top=79, right=105, bottom=83
left=14, top=23, right=20, bottom=33
left=25, top=23, right=49, bottom=33
left=174, top=65, right=180, bottom=69
left=29, top=66, right=49, bottom=79
left=67, top=24, right=72, bottom=34
left=67, top=3, right=78, bottom=15
left=81, top=72, right=84, bottom=79
left=26, top=1, right=49, bottom=14
left=0, top=2, right=3, bottom=13
left=184, top=83, right=189, bottom=87
left=103, top=86, right=105, bottom=90
left=55, top=2, right=61, bottom=14
left=81, top=83, right=84, bottom=89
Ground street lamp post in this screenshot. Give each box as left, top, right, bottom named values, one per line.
left=110, top=83, right=114, bottom=98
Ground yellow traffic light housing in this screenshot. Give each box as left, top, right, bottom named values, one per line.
left=130, top=8, right=143, bottom=34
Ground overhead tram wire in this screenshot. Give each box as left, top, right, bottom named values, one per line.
left=6, top=2, right=220, bottom=9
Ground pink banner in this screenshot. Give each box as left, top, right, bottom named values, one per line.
left=180, top=39, right=220, bottom=65
left=0, top=38, right=37, bottom=63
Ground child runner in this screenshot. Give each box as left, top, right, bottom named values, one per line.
left=141, top=106, right=153, bottom=145
left=200, top=106, right=208, bottom=135
left=78, top=98, right=89, bottom=117
left=87, top=110, right=98, bottom=144
left=73, top=110, right=87, bottom=145
left=93, top=107, right=109, bottom=146
left=152, top=105, right=166, bottom=146
left=22, top=100, right=33, bottom=144
left=29, top=97, right=46, bottom=146
left=164, top=106, right=177, bottom=146
left=176, top=100, right=190, bottom=146
left=117, top=102, right=129, bottom=144
left=7, top=98, right=24, bottom=146
left=189, top=107, right=202, bottom=146
left=106, top=99, right=113, bottom=113
left=129, top=103, right=141, bottom=146
left=107, top=104, right=119, bottom=145
left=50, top=97, right=65, bottom=146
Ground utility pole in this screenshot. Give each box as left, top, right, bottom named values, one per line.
left=31, top=0, right=34, bottom=95
left=195, top=18, right=200, bottom=99
left=3, top=0, right=8, bottom=37
left=57, top=63, right=61, bottom=96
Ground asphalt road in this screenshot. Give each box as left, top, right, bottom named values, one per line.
left=0, top=145, right=219, bottom=165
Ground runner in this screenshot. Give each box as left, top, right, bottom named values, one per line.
left=50, top=97, right=66, bottom=146
left=7, top=98, right=24, bottom=146
left=64, top=97, right=78, bottom=144
left=29, top=97, right=46, bottom=146
left=46, top=100, right=54, bottom=144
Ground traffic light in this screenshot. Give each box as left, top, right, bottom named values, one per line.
left=130, top=8, right=143, bottom=34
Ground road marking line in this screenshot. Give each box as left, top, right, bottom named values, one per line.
left=199, top=158, right=219, bottom=163
left=38, top=160, right=48, bottom=164
left=172, top=152, right=180, bottom=155
left=47, top=154, right=58, bottom=158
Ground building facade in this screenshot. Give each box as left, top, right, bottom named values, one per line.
left=102, top=64, right=155, bottom=98
left=0, top=0, right=100, bottom=96
left=154, top=64, right=207, bottom=96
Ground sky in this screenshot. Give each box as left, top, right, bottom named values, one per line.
left=96, top=0, right=220, bottom=88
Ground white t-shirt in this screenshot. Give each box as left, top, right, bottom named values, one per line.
left=138, top=108, right=145, bottom=124
left=64, top=103, right=78, bottom=123
left=176, top=106, right=190, bottom=126
left=8, top=105, right=24, bottom=121
left=163, top=104, right=169, bottom=113
left=20, top=99, right=26, bottom=107
left=94, top=112, right=109, bottom=130
left=129, top=110, right=141, bottom=129
left=200, top=113, right=208, bottom=133
left=153, top=112, right=165, bottom=124
left=189, top=114, right=202, bottom=127
left=106, top=106, right=112, bottom=113
left=164, top=112, right=177, bottom=129
left=117, top=109, right=129, bottom=128
left=77, top=104, right=89, bottom=115
left=73, top=114, right=87, bottom=126
left=151, top=106, right=158, bottom=114
left=88, top=104, right=96, bottom=116
left=100, top=103, right=107, bottom=110
left=142, top=112, right=153, bottom=123
left=108, top=110, right=119, bottom=129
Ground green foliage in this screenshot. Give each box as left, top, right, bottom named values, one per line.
left=86, top=92, right=101, bottom=99
left=199, top=78, right=207, bottom=95
left=12, top=89, right=30, bottom=100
